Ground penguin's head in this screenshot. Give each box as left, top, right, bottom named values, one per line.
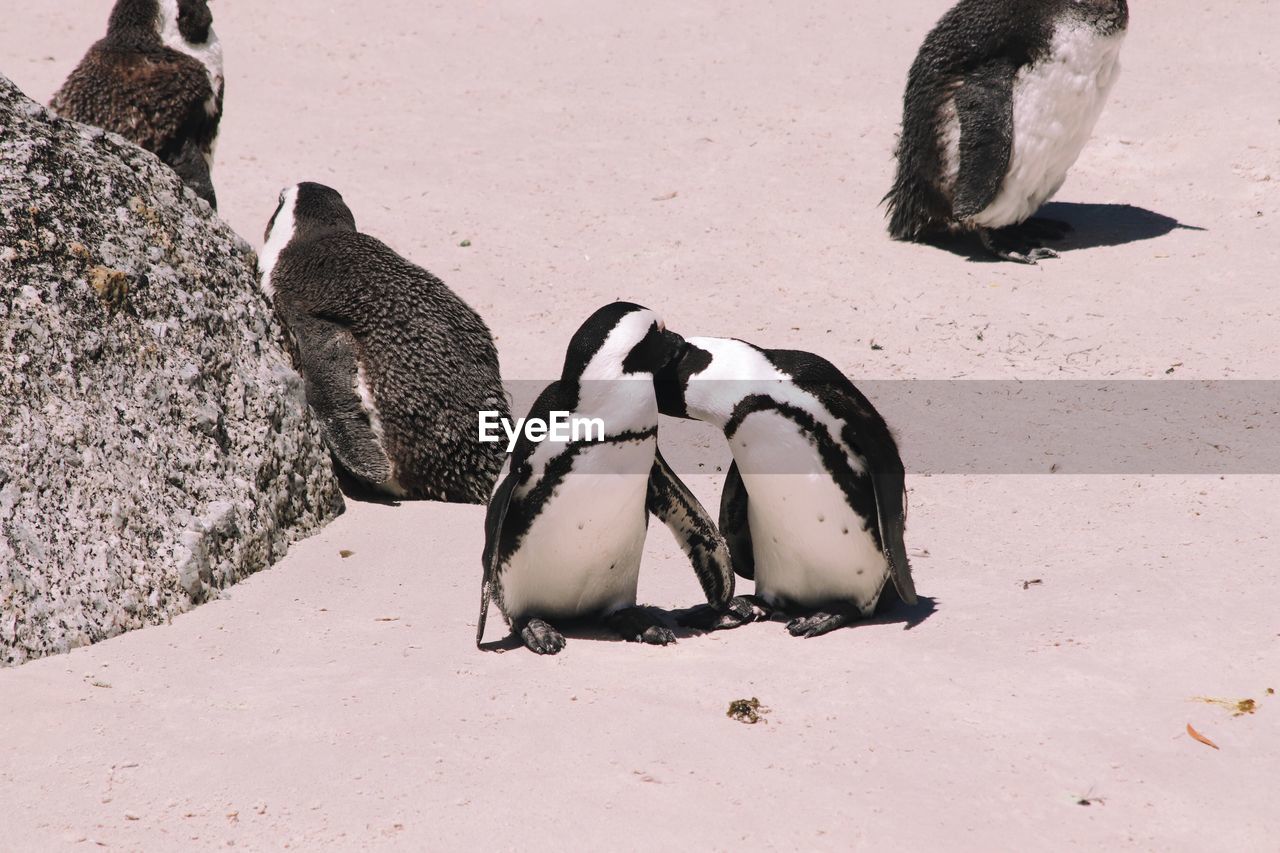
left=155, top=0, right=215, bottom=46
left=263, top=182, right=357, bottom=246
left=259, top=182, right=357, bottom=297
left=1064, top=0, right=1128, bottom=33
left=561, top=302, right=685, bottom=384
left=654, top=339, right=714, bottom=420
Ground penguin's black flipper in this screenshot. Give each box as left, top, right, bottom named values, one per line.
left=169, top=136, right=217, bottom=209
left=718, top=460, right=756, bottom=581
left=477, top=463, right=518, bottom=646
left=280, top=306, right=393, bottom=486
left=951, top=59, right=1016, bottom=221
left=646, top=449, right=734, bottom=608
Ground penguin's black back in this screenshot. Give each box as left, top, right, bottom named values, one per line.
left=885, top=0, right=1058, bottom=239
left=273, top=231, right=509, bottom=503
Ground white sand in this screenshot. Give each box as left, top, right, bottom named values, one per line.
left=2, top=1, right=1277, bottom=849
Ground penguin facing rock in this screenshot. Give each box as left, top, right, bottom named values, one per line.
left=477, top=302, right=738, bottom=655
left=885, top=0, right=1128, bottom=263
left=656, top=337, right=917, bottom=638
left=260, top=182, right=508, bottom=504
left=51, top=0, right=224, bottom=209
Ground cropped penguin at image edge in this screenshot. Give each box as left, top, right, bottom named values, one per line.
left=477, top=302, right=742, bottom=655
left=260, top=182, right=509, bottom=504
left=885, top=0, right=1129, bottom=263
left=656, top=337, right=917, bottom=638
left=51, top=0, right=225, bottom=209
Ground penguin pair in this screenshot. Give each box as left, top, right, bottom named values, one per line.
left=478, top=307, right=917, bottom=653
left=887, top=0, right=1129, bottom=263
left=52, top=0, right=224, bottom=209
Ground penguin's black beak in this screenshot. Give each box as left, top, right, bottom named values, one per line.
left=654, top=332, right=691, bottom=419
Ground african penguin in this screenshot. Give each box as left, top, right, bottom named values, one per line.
left=656, top=337, right=917, bottom=638
left=260, top=182, right=508, bottom=504
left=50, top=0, right=224, bottom=209
left=477, top=302, right=737, bottom=655
left=885, top=0, right=1128, bottom=263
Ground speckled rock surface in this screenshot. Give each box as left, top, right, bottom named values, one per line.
left=0, top=74, right=343, bottom=667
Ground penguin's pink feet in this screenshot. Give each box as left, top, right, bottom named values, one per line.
left=979, top=225, right=1060, bottom=264
left=678, top=595, right=771, bottom=631
left=519, top=618, right=566, bottom=655
left=786, top=608, right=859, bottom=638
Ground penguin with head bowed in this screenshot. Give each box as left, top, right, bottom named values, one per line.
left=655, top=337, right=917, bottom=638
left=885, top=0, right=1129, bottom=263
left=477, top=302, right=738, bottom=655
left=260, top=182, right=509, bottom=504
left=51, top=0, right=224, bottom=209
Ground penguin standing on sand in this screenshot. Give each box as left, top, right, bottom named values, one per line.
left=477, top=302, right=737, bottom=655
left=885, top=0, right=1128, bottom=263
left=51, top=0, right=224, bottom=208
left=656, top=337, right=917, bottom=638
left=260, top=182, right=508, bottom=504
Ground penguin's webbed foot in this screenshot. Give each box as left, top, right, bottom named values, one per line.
left=978, top=225, right=1060, bottom=265
left=786, top=609, right=858, bottom=639
left=605, top=607, right=677, bottom=646
left=519, top=618, right=567, bottom=655
left=677, top=595, right=768, bottom=631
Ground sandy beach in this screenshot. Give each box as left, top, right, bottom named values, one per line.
left=1, top=0, right=1277, bottom=849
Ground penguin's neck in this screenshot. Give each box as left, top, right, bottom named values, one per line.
left=572, top=374, right=658, bottom=438
left=681, top=337, right=790, bottom=429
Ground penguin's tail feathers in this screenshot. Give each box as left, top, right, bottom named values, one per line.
left=882, top=172, right=944, bottom=243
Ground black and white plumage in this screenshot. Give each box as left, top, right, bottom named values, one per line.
left=656, top=337, right=916, bottom=638
left=885, top=0, right=1128, bottom=263
left=477, top=302, right=735, bottom=655
left=260, top=182, right=508, bottom=504
left=51, top=0, right=224, bottom=209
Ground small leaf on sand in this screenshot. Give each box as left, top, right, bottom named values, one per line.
left=339, top=549, right=354, bottom=558
left=1186, top=723, right=1219, bottom=750
left=651, top=191, right=678, bottom=202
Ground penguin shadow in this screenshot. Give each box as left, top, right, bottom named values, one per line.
left=862, top=594, right=938, bottom=631
left=477, top=606, right=706, bottom=653
left=669, top=594, right=939, bottom=636
left=924, top=202, right=1204, bottom=262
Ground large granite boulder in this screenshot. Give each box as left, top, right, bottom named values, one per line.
left=0, top=74, right=343, bottom=667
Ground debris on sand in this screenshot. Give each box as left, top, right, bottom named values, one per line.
left=727, top=697, right=769, bottom=724
left=1194, top=696, right=1257, bottom=716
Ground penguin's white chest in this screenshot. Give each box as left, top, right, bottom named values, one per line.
left=731, top=412, right=887, bottom=613
left=500, top=439, right=654, bottom=621
left=971, top=24, right=1124, bottom=228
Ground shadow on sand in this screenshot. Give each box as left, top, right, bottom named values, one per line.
left=478, top=606, right=704, bottom=653
left=921, top=202, right=1205, bottom=262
